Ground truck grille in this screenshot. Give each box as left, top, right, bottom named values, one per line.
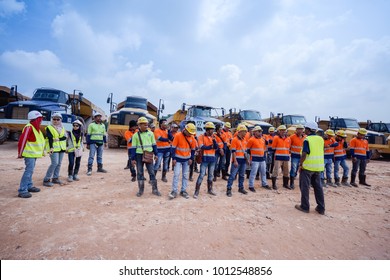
left=12, top=107, right=29, bottom=119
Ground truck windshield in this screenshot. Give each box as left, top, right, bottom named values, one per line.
left=193, top=107, right=211, bottom=117
left=385, top=123, right=390, bottom=132
left=344, top=119, right=360, bottom=128
left=32, top=90, right=60, bottom=102
left=240, top=111, right=261, bottom=120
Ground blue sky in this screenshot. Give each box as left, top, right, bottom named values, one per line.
left=0, top=0, right=389, bottom=122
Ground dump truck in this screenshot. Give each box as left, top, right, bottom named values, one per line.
left=222, top=109, right=271, bottom=133
left=106, top=96, right=158, bottom=148
left=263, top=113, right=308, bottom=135
left=0, top=87, right=104, bottom=144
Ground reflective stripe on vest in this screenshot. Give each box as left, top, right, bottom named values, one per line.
left=67, top=131, right=81, bottom=152
left=302, top=136, right=325, bottom=172
left=22, top=124, right=45, bottom=158
left=89, top=122, right=106, bottom=141
left=46, top=125, right=66, bottom=152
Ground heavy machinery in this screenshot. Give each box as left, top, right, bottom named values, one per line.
left=106, top=95, right=158, bottom=148
left=263, top=113, right=307, bottom=135
left=222, top=108, right=271, bottom=133
left=0, top=87, right=104, bottom=144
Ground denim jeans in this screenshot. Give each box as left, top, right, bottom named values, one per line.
left=215, top=152, right=226, bottom=173
left=172, top=161, right=189, bottom=193
left=321, top=158, right=333, bottom=180
left=154, top=151, right=170, bottom=172
left=135, top=154, right=156, bottom=181
left=299, top=169, right=325, bottom=212
left=334, top=159, right=349, bottom=179
left=196, top=161, right=216, bottom=185
left=351, top=158, right=367, bottom=176
left=44, top=152, right=64, bottom=181
left=18, top=158, right=37, bottom=194
left=68, top=152, right=81, bottom=176
left=88, top=144, right=104, bottom=165
left=249, top=161, right=267, bottom=187
left=127, top=149, right=136, bottom=177
left=290, top=157, right=300, bottom=178
left=227, top=162, right=246, bottom=190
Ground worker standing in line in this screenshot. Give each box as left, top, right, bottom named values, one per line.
left=167, top=123, right=179, bottom=172
left=288, top=124, right=305, bottom=189
left=66, top=119, right=84, bottom=182
left=271, top=125, right=291, bottom=190
left=131, top=117, right=160, bottom=197
left=193, top=122, right=218, bottom=199
left=124, top=120, right=138, bottom=181
left=349, top=128, right=371, bottom=187
left=222, top=122, right=233, bottom=179
left=86, top=112, right=108, bottom=176
left=169, top=123, right=197, bottom=199
left=213, top=123, right=225, bottom=182
left=247, top=126, right=269, bottom=191
left=322, top=129, right=338, bottom=187
left=153, top=119, right=174, bottom=182
left=226, top=124, right=249, bottom=197
left=295, top=122, right=325, bottom=215
left=17, top=111, right=45, bottom=198
left=333, top=130, right=350, bottom=187
left=265, top=126, right=276, bottom=179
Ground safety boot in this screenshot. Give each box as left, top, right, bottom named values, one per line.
left=87, top=164, right=92, bottom=176
left=289, top=176, right=295, bottom=189
left=193, top=183, right=201, bottom=199
left=359, top=175, right=371, bottom=187
left=151, top=180, right=161, bottom=196
left=213, top=170, right=217, bottom=182
left=342, top=176, right=351, bottom=187
left=136, top=180, right=144, bottom=197
left=283, top=176, right=290, bottom=189
left=207, top=181, right=216, bottom=196
left=326, top=179, right=336, bottom=187
left=334, top=177, right=340, bottom=187
left=271, top=177, right=277, bottom=190
left=350, top=174, right=358, bottom=187
left=221, top=170, right=228, bottom=181
left=97, top=164, right=107, bottom=173
left=161, top=171, right=168, bottom=183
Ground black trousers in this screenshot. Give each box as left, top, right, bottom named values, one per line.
left=299, top=169, right=325, bottom=211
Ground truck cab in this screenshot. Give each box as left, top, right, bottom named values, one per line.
left=223, top=109, right=271, bottom=133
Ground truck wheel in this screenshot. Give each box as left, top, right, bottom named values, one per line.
left=370, top=149, right=381, bottom=160
left=108, top=135, right=120, bottom=148
left=0, top=127, right=9, bottom=144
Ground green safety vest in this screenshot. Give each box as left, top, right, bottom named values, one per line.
left=88, top=122, right=106, bottom=142
left=302, top=135, right=325, bottom=172
left=67, top=131, right=82, bottom=152
left=46, top=125, right=67, bottom=152
left=22, top=124, right=45, bottom=158
left=132, top=131, right=155, bottom=154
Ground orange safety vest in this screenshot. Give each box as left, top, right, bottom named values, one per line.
left=221, top=130, right=233, bottom=147
left=289, top=133, right=305, bottom=157
left=198, top=134, right=216, bottom=160
left=272, top=135, right=291, bottom=161
left=154, top=128, right=171, bottom=150
left=265, top=134, right=274, bottom=151
left=230, top=136, right=247, bottom=161
left=349, top=137, right=369, bottom=158
left=172, top=132, right=196, bottom=161
left=246, top=136, right=266, bottom=160
left=324, top=137, right=335, bottom=156
left=214, top=133, right=224, bottom=149
left=334, top=139, right=347, bottom=159
left=124, top=129, right=137, bottom=149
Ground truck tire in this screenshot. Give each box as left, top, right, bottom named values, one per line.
left=108, top=135, right=120, bottom=148
left=370, top=149, right=381, bottom=160
left=0, top=127, right=9, bottom=145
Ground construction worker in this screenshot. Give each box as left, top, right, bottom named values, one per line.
left=213, top=123, right=225, bottom=181
left=265, top=126, right=275, bottom=179
left=43, top=113, right=67, bottom=186
left=86, top=112, right=108, bottom=175
left=350, top=128, right=371, bottom=187
left=322, top=129, right=338, bottom=187
left=124, top=120, right=138, bottom=181
left=226, top=124, right=249, bottom=196
left=131, top=117, right=160, bottom=197
left=334, top=130, right=350, bottom=186
left=222, top=122, right=233, bottom=178
left=17, top=111, right=45, bottom=198
left=167, top=122, right=179, bottom=172
left=193, top=122, right=218, bottom=199
left=153, top=119, right=174, bottom=182
left=288, top=124, right=305, bottom=189
left=271, top=125, right=291, bottom=190
left=169, top=123, right=197, bottom=199
left=66, top=119, right=84, bottom=182
left=247, top=126, right=269, bottom=191
left=295, top=122, right=325, bottom=215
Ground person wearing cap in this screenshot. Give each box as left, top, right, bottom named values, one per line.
left=322, top=129, right=338, bottom=187
left=265, top=126, right=276, bottom=179
left=222, top=122, right=233, bottom=178
left=295, top=122, right=325, bottom=215
left=226, top=124, right=249, bottom=197
left=287, top=124, right=306, bottom=189
left=124, top=120, right=138, bottom=181
left=131, top=116, right=160, bottom=197
left=349, top=128, right=371, bottom=187
left=43, top=112, right=67, bottom=186
left=271, top=125, right=291, bottom=190
left=333, top=130, right=350, bottom=187
left=17, top=111, right=45, bottom=198
left=169, top=123, right=197, bottom=199
left=167, top=122, right=179, bottom=172
left=213, top=123, right=226, bottom=181
left=247, top=125, right=269, bottom=191
left=86, top=112, right=108, bottom=175
left=194, top=122, right=219, bottom=199
left=153, top=119, right=174, bottom=183
left=65, top=119, right=84, bottom=183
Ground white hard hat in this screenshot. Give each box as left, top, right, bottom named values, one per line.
left=72, top=119, right=83, bottom=126
left=28, top=110, right=43, bottom=120
left=305, top=121, right=318, bottom=131
left=51, top=112, right=62, bottom=119
left=93, top=112, right=102, bottom=117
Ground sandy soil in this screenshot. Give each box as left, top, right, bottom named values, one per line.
left=0, top=141, right=389, bottom=260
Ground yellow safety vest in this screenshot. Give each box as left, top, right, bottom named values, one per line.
left=46, top=125, right=66, bottom=152
left=67, top=131, right=82, bottom=152
left=22, top=124, right=45, bottom=158
left=302, top=135, right=324, bottom=172
left=88, top=122, right=106, bottom=142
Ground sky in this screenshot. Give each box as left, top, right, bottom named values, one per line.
left=0, top=0, right=389, bottom=122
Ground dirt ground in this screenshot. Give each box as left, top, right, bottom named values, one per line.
left=0, top=141, right=389, bottom=260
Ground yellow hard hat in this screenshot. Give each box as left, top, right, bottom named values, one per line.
left=204, top=122, right=215, bottom=129
left=252, top=125, right=263, bottom=132
left=224, top=122, right=231, bottom=128
left=296, top=124, right=304, bottom=129
left=358, top=128, right=367, bottom=135
left=336, top=130, right=347, bottom=138
left=137, top=116, right=148, bottom=124
left=277, top=125, right=287, bottom=130
left=325, top=129, right=335, bottom=137
left=236, top=124, right=248, bottom=132
left=269, top=126, right=275, bottom=132
left=185, top=123, right=196, bottom=135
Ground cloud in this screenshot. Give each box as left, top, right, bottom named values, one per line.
left=0, top=0, right=25, bottom=17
